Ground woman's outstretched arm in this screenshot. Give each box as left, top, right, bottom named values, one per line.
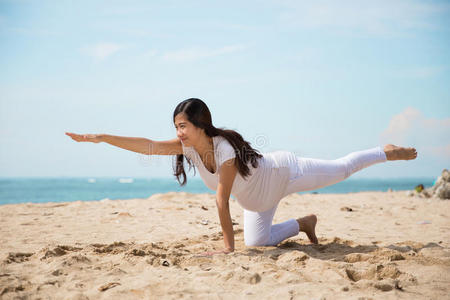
left=65, top=132, right=183, bottom=155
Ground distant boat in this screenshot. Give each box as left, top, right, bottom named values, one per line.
left=87, top=178, right=96, bottom=183
left=118, top=178, right=134, bottom=183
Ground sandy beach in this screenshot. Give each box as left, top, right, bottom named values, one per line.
left=1, top=191, right=449, bottom=299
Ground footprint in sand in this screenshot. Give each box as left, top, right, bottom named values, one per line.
left=41, top=245, right=82, bottom=260
left=276, top=250, right=309, bottom=268
left=61, top=254, right=91, bottom=267
left=91, top=242, right=128, bottom=254
left=4, top=252, right=34, bottom=264
left=0, top=275, right=33, bottom=296
left=345, top=263, right=402, bottom=282
left=344, top=253, right=372, bottom=263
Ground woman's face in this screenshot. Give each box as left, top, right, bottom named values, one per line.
left=174, top=112, right=203, bottom=147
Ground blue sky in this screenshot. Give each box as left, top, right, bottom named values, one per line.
left=1, top=0, right=449, bottom=179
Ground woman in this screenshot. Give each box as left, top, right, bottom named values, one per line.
left=66, top=98, right=417, bottom=256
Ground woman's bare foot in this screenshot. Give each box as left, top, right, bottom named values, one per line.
left=383, top=144, right=417, bottom=161
left=296, top=214, right=318, bottom=244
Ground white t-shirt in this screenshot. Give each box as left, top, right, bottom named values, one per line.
left=181, top=135, right=302, bottom=212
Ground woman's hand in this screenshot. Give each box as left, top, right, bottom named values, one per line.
left=65, top=132, right=102, bottom=143
left=197, top=248, right=234, bottom=257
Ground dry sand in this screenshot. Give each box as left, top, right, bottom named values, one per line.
left=0, top=191, right=449, bottom=299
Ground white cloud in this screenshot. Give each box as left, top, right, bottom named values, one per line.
left=380, top=107, right=450, bottom=159
left=80, top=43, right=126, bottom=61
left=161, top=44, right=246, bottom=63
left=380, top=107, right=421, bottom=143
left=276, top=0, right=450, bottom=37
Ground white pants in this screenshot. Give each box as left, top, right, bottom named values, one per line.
left=243, top=146, right=387, bottom=247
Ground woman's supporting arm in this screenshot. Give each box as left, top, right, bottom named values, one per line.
left=216, top=196, right=235, bottom=252
left=216, top=158, right=238, bottom=252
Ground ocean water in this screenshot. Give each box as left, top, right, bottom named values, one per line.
left=0, top=177, right=435, bottom=205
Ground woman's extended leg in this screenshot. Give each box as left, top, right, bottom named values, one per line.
left=284, top=145, right=416, bottom=195
left=243, top=144, right=417, bottom=247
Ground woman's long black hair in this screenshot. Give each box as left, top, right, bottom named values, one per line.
left=173, top=98, right=263, bottom=186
